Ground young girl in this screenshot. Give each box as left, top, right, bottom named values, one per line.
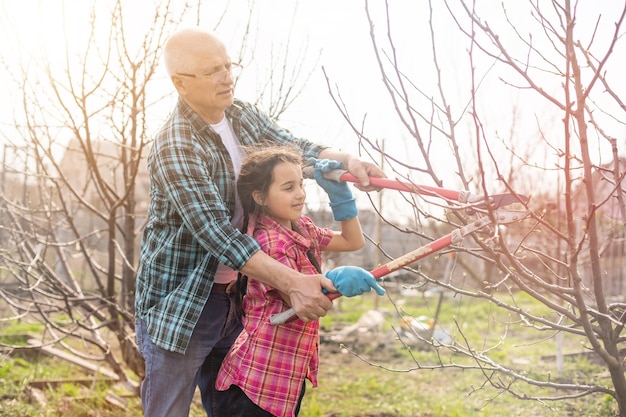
left=216, top=145, right=385, bottom=417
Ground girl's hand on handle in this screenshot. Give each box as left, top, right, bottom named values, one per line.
left=316, top=149, right=386, bottom=192
left=325, top=265, right=386, bottom=297
left=309, top=158, right=358, bottom=221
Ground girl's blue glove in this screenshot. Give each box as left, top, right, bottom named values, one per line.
left=325, top=266, right=386, bottom=297
left=311, top=158, right=357, bottom=221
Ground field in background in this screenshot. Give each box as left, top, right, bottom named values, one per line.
left=0, top=290, right=618, bottom=416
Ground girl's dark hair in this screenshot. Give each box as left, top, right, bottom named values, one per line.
left=233, top=144, right=304, bottom=318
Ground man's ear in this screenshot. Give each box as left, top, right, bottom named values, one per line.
left=171, top=75, right=186, bottom=95
left=252, top=190, right=265, bottom=206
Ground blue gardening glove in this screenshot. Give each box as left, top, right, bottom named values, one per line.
left=310, top=158, right=357, bottom=221
left=325, top=266, right=386, bottom=297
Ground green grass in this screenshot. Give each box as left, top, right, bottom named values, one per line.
left=305, top=292, right=618, bottom=416
left=0, top=292, right=620, bottom=416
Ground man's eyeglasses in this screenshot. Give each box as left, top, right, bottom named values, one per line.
left=177, top=63, right=243, bottom=82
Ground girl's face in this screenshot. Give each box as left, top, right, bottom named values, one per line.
left=255, top=161, right=306, bottom=227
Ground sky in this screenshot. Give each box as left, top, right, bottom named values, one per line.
left=1, top=0, right=625, bottom=218
left=0, top=1, right=409, bottom=153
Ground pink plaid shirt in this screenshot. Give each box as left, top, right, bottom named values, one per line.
left=216, top=214, right=333, bottom=417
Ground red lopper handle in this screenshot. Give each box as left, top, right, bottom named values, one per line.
left=338, top=172, right=463, bottom=201
left=270, top=231, right=457, bottom=325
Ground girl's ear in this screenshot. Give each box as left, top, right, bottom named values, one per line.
left=252, top=190, right=265, bottom=206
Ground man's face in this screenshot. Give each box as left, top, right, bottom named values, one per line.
left=174, top=42, right=236, bottom=123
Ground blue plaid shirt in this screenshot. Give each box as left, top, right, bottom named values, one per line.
left=135, top=98, right=326, bottom=353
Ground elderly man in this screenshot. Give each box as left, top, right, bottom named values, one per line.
left=134, top=27, right=385, bottom=417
